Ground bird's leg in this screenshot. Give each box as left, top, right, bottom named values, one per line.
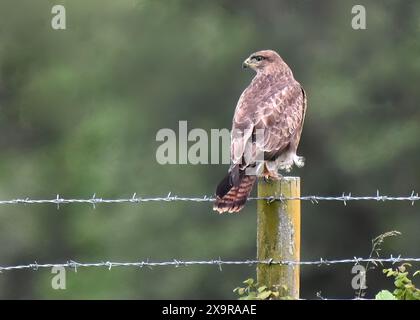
left=262, top=163, right=281, bottom=182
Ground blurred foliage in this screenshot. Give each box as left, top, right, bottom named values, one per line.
left=234, top=278, right=287, bottom=300
left=376, top=264, right=420, bottom=300
left=0, top=0, right=419, bottom=299
left=356, top=230, right=401, bottom=299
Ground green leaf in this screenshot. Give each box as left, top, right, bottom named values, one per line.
left=243, top=278, right=254, bottom=286
left=393, top=288, right=403, bottom=298
left=257, top=290, right=272, bottom=300
left=394, top=279, right=405, bottom=288
left=257, top=286, right=267, bottom=293
left=386, top=269, right=395, bottom=277
left=375, top=290, right=397, bottom=300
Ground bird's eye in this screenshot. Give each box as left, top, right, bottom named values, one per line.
left=253, top=56, right=265, bottom=62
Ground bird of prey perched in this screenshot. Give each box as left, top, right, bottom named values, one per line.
left=214, top=50, right=307, bottom=213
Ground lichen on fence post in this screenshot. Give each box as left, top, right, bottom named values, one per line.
left=257, top=176, right=301, bottom=299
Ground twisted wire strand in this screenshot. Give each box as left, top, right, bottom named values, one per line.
left=0, top=190, right=417, bottom=208
left=1, top=256, right=419, bottom=272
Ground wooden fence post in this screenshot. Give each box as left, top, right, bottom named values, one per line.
left=257, top=176, right=301, bottom=299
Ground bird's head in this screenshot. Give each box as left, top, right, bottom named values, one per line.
left=242, top=50, right=286, bottom=74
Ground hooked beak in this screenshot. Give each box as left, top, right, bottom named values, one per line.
left=242, top=58, right=251, bottom=69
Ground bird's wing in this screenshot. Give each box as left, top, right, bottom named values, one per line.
left=288, top=85, right=307, bottom=151
left=231, top=82, right=305, bottom=167
left=255, top=82, right=305, bottom=160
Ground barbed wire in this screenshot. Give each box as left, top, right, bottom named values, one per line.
left=1, top=255, right=419, bottom=273
left=0, top=190, right=418, bottom=208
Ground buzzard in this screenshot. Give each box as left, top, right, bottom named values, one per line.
left=214, top=50, right=307, bottom=213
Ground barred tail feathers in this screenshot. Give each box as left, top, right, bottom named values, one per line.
left=213, top=169, right=256, bottom=213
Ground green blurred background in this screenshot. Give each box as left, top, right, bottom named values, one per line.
left=0, top=0, right=419, bottom=299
